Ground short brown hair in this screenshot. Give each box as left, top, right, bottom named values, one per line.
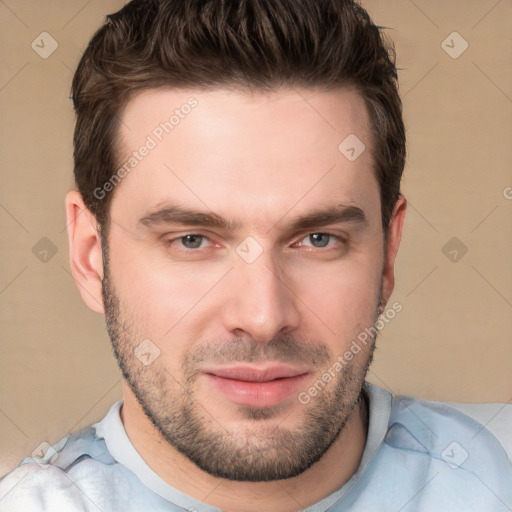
left=71, top=0, right=405, bottom=233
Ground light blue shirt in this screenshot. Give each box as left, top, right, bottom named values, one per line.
left=1, top=382, right=511, bottom=511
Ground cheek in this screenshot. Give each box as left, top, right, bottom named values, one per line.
left=108, top=241, right=226, bottom=337
left=290, top=254, right=382, bottom=344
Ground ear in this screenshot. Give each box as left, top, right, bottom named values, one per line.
left=65, top=190, right=105, bottom=314
left=380, top=194, right=407, bottom=308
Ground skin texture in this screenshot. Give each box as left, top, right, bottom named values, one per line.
left=65, top=87, right=406, bottom=511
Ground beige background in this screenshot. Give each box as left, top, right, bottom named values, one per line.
left=1, top=0, right=511, bottom=475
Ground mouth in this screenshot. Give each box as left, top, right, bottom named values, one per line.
left=200, top=364, right=311, bottom=408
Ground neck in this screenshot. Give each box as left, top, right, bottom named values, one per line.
left=121, top=383, right=369, bottom=512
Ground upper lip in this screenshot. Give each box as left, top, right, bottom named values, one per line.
left=202, top=365, right=309, bottom=383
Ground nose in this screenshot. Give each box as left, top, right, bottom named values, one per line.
left=220, top=246, right=301, bottom=344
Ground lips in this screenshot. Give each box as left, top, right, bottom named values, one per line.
left=207, top=366, right=306, bottom=382
left=201, top=365, right=310, bottom=408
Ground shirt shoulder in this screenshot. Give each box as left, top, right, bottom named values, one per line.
left=0, top=462, right=92, bottom=512
left=325, top=389, right=512, bottom=511
left=385, top=393, right=512, bottom=484
left=0, top=424, right=179, bottom=512
left=448, top=401, right=512, bottom=463
left=0, top=426, right=104, bottom=512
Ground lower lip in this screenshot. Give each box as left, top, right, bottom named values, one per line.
left=203, top=373, right=310, bottom=408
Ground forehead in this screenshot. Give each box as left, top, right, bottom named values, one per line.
left=111, top=87, right=379, bottom=231
left=119, top=87, right=371, bottom=152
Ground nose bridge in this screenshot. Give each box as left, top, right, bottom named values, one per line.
left=222, top=242, right=300, bottom=342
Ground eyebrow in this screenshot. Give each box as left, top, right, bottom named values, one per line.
left=138, top=206, right=240, bottom=231
left=137, top=203, right=367, bottom=233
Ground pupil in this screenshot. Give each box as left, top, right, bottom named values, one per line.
left=183, top=235, right=202, bottom=248
left=310, top=233, right=329, bottom=247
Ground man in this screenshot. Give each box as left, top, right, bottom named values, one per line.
left=1, top=0, right=510, bottom=510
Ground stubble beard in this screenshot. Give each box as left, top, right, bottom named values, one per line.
left=101, top=249, right=377, bottom=482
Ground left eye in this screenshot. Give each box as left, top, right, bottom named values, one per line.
left=299, top=233, right=339, bottom=248
left=175, top=234, right=209, bottom=249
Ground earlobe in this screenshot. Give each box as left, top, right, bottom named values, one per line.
left=380, top=194, right=407, bottom=309
left=65, top=190, right=105, bottom=314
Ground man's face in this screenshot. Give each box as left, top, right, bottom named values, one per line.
left=102, top=87, right=391, bottom=481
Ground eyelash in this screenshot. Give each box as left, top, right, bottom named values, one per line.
left=164, top=232, right=346, bottom=252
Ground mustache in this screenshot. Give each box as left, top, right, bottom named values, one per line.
left=184, top=334, right=331, bottom=368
